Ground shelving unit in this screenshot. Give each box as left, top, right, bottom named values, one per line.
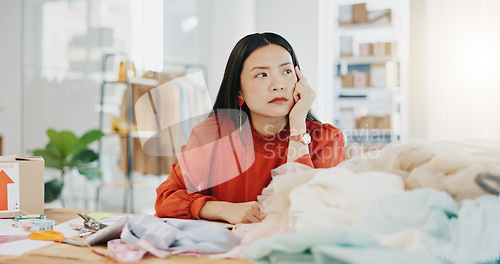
left=332, top=1, right=409, bottom=157
left=96, top=53, right=134, bottom=213
left=338, top=55, right=394, bottom=65
left=97, top=53, right=162, bottom=214
left=96, top=56, right=208, bottom=213
left=337, top=21, right=392, bottom=30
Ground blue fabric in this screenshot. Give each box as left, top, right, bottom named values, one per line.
left=354, top=189, right=500, bottom=260
left=450, top=195, right=500, bottom=258
left=244, top=226, right=443, bottom=264
left=353, top=188, right=459, bottom=249
left=245, top=189, right=500, bottom=264
left=122, top=214, right=240, bottom=253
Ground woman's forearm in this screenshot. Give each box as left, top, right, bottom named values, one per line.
left=199, top=200, right=264, bottom=224
left=198, top=201, right=228, bottom=221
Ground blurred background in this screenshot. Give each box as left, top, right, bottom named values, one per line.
left=0, top=0, right=499, bottom=214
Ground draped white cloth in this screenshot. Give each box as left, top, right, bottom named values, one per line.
left=232, top=139, right=500, bottom=247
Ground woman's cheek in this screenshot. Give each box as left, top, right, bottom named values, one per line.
left=288, top=99, right=295, bottom=111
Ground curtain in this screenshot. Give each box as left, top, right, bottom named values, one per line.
left=425, top=0, right=500, bottom=141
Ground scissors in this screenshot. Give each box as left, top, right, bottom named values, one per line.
left=28, top=230, right=85, bottom=246
left=28, top=230, right=67, bottom=242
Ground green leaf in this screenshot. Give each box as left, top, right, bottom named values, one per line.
left=31, top=148, right=64, bottom=171
left=72, top=129, right=105, bottom=156
left=36, top=129, right=104, bottom=177
left=44, top=179, right=63, bottom=203
left=71, top=149, right=99, bottom=164
left=47, top=129, right=79, bottom=160
left=78, top=166, right=102, bottom=181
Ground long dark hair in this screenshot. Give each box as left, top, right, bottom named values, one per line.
left=211, top=32, right=320, bottom=125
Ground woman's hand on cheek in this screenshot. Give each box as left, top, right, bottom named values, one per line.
left=289, top=66, right=316, bottom=123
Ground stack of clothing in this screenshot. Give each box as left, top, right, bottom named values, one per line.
left=233, top=139, right=500, bottom=263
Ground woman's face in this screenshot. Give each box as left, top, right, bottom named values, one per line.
left=239, top=44, right=297, bottom=121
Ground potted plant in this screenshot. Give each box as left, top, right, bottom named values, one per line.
left=31, top=128, right=104, bottom=204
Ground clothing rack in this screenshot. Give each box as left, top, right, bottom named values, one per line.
left=97, top=52, right=207, bottom=213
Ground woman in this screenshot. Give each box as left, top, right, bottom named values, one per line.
left=155, top=32, right=345, bottom=224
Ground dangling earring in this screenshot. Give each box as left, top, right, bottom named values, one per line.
left=238, top=98, right=244, bottom=131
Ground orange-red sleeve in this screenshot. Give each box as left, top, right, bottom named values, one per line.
left=294, top=153, right=314, bottom=167
left=155, top=116, right=223, bottom=219
left=295, top=123, right=345, bottom=168
left=155, top=163, right=217, bottom=219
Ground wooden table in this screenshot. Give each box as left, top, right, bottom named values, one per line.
left=0, top=208, right=250, bottom=264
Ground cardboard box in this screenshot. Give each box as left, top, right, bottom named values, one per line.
left=356, top=116, right=376, bottom=129
left=353, top=3, right=368, bottom=24
left=370, top=64, right=386, bottom=88
left=340, top=36, right=353, bottom=57
left=376, top=115, right=391, bottom=129
left=339, top=5, right=353, bottom=25
left=359, top=43, right=373, bottom=57
left=341, top=73, right=354, bottom=88
left=374, top=42, right=392, bottom=56
left=0, top=156, right=44, bottom=218
left=354, top=71, right=370, bottom=88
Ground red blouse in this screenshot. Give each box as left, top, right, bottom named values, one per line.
left=155, top=117, right=345, bottom=219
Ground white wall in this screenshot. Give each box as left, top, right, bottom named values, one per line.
left=195, top=0, right=327, bottom=122
left=409, top=0, right=428, bottom=139
left=0, top=0, right=22, bottom=155
left=197, top=0, right=256, bottom=102
left=164, top=0, right=199, bottom=65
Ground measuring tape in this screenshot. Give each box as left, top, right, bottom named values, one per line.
left=89, top=239, right=146, bottom=263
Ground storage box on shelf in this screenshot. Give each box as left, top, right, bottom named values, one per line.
left=339, top=3, right=369, bottom=25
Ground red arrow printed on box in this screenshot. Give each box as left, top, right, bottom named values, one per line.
left=0, top=170, right=15, bottom=211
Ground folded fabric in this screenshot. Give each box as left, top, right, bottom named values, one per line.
left=353, top=189, right=500, bottom=258
left=449, top=194, right=500, bottom=256
left=233, top=163, right=404, bottom=245
left=340, top=139, right=500, bottom=201
left=289, top=167, right=404, bottom=232
left=243, top=226, right=444, bottom=264
left=121, top=214, right=240, bottom=253
left=245, top=189, right=500, bottom=264
left=232, top=162, right=315, bottom=245
left=238, top=139, right=500, bottom=263
left=353, top=188, right=459, bottom=251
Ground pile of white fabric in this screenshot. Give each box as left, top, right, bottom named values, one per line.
left=232, top=139, right=500, bottom=248
left=341, top=138, right=500, bottom=201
